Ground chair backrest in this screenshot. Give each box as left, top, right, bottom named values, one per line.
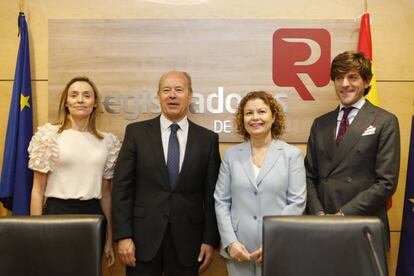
left=0, top=215, right=104, bottom=276
left=262, top=216, right=388, bottom=276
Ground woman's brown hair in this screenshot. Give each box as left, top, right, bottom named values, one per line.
left=235, top=91, right=285, bottom=140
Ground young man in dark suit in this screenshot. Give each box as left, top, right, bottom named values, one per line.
left=112, top=71, right=221, bottom=275
left=305, top=51, right=400, bottom=248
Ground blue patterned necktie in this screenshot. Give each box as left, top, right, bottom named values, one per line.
left=167, top=124, right=180, bottom=189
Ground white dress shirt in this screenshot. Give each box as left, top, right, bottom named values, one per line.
left=160, top=114, right=189, bottom=171
left=336, top=97, right=366, bottom=137
left=251, top=158, right=260, bottom=182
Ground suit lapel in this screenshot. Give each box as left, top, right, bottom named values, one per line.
left=321, top=109, right=338, bottom=162
left=145, top=116, right=170, bottom=189
left=328, top=101, right=377, bottom=175
left=237, top=142, right=256, bottom=190
left=256, top=140, right=282, bottom=186
left=179, top=120, right=197, bottom=182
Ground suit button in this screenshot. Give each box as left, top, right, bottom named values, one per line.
left=253, top=216, right=257, bottom=220
left=254, top=191, right=258, bottom=195
left=346, top=177, right=352, bottom=182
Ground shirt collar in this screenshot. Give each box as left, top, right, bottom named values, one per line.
left=339, top=97, right=366, bottom=111
left=160, top=114, right=189, bottom=132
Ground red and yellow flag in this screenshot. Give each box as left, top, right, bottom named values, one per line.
left=358, top=12, right=392, bottom=209
left=358, top=12, right=379, bottom=105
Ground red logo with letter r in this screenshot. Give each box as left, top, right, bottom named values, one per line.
left=273, top=29, right=331, bottom=101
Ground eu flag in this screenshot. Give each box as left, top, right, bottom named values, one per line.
left=0, top=13, right=33, bottom=215
left=397, top=114, right=414, bottom=275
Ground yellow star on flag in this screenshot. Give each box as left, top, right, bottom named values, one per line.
left=409, top=198, right=414, bottom=212
left=20, top=94, right=30, bottom=111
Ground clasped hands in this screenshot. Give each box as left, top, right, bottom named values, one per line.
left=227, top=241, right=262, bottom=264
left=117, top=238, right=214, bottom=273
left=317, top=211, right=344, bottom=216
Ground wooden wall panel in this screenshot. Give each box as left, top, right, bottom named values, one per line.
left=0, top=82, right=13, bottom=217
left=48, top=19, right=358, bottom=143
left=31, top=81, right=49, bottom=127
left=27, top=0, right=363, bottom=19
left=1, top=1, right=413, bottom=275
left=0, top=82, right=13, bottom=172
left=0, top=0, right=366, bottom=81
left=0, top=2, right=20, bottom=79
left=378, top=82, right=414, bottom=231
left=3, top=1, right=414, bottom=81
left=390, top=231, right=401, bottom=276
left=371, top=0, right=414, bottom=80
left=201, top=250, right=228, bottom=276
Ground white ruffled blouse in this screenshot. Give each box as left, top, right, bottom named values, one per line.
left=28, top=123, right=121, bottom=200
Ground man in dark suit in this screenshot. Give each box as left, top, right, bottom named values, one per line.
left=112, top=71, right=221, bottom=275
left=305, top=51, right=400, bottom=248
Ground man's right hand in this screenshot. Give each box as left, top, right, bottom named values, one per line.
left=118, top=238, right=136, bottom=267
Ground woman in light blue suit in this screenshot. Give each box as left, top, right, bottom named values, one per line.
left=214, top=91, right=306, bottom=276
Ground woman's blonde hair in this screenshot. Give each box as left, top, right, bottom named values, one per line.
left=57, top=76, right=103, bottom=139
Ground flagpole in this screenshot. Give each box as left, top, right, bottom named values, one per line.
left=19, top=0, right=24, bottom=13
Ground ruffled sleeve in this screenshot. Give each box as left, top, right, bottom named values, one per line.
left=103, top=132, right=121, bottom=179
left=28, top=123, right=59, bottom=173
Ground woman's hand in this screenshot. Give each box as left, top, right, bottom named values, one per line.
left=250, top=246, right=262, bottom=264
left=104, top=239, right=116, bottom=270
left=227, top=241, right=251, bottom=262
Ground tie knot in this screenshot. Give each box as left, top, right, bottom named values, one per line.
left=170, top=124, right=180, bottom=133
left=342, top=107, right=353, bottom=116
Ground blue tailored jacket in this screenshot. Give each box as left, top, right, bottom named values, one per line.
left=214, top=139, right=306, bottom=259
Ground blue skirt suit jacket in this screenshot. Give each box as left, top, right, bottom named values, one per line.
left=214, top=140, right=306, bottom=262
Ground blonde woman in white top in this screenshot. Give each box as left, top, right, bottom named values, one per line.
left=28, top=76, right=120, bottom=269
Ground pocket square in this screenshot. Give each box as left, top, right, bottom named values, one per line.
left=362, top=125, right=376, bottom=136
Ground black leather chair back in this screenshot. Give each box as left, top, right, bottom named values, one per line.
left=0, top=215, right=104, bottom=276
left=263, top=216, right=388, bottom=276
